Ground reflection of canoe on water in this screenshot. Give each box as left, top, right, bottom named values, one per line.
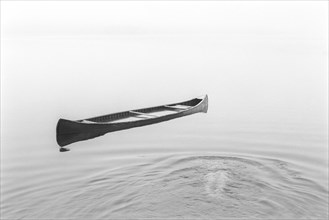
left=56, top=95, right=208, bottom=147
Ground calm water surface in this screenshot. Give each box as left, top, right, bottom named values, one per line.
left=1, top=103, right=328, bottom=219
left=1, top=8, right=328, bottom=218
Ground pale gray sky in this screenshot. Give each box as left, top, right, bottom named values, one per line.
left=1, top=1, right=327, bottom=39
left=1, top=1, right=328, bottom=127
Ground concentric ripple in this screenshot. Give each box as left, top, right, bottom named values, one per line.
left=51, top=154, right=328, bottom=219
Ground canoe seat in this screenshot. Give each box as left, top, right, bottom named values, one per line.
left=164, top=105, right=191, bottom=111
left=129, top=111, right=157, bottom=118
left=80, top=120, right=97, bottom=123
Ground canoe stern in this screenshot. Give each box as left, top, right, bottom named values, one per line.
left=56, top=119, right=107, bottom=147
left=201, top=95, right=208, bottom=113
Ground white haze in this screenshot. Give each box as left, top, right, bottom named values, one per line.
left=1, top=1, right=327, bottom=136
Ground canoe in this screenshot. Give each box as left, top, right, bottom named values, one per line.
left=56, top=95, right=208, bottom=147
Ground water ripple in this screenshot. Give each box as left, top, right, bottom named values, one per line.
left=59, top=154, right=328, bottom=219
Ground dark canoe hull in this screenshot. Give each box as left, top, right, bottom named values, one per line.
left=56, top=95, right=208, bottom=147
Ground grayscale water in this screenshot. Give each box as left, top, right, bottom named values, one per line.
left=1, top=1, right=328, bottom=219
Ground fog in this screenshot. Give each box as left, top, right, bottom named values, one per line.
left=1, top=1, right=327, bottom=137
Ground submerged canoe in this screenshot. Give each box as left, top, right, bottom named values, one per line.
left=56, top=95, right=208, bottom=147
